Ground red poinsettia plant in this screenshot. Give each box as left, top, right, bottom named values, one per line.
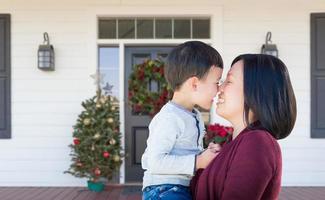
left=204, top=123, right=234, bottom=148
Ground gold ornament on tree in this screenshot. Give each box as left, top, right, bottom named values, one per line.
left=113, top=155, right=120, bottom=162
left=93, top=133, right=101, bottom=139
left=109, top=138, right=116, bottom=145
left=83, top=118, right=91, bottom=126
left=107, top=118, right=114, bottom=124
left=100, top=97, right=107, bottom=104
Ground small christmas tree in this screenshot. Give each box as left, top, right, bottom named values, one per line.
left=65, top=72, right=122, bottom=191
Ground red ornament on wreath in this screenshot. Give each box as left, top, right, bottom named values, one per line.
left=128, top=59, right=172, bottom=116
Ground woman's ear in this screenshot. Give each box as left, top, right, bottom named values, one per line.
left=248, top=109, right=256, bottom=124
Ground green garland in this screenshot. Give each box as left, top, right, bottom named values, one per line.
left=128, top=59, right=172, bottom=116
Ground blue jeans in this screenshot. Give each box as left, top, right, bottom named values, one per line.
left=142, top=184, right=191, bottom=200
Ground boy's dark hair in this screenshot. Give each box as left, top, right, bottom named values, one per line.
left=231, top=54, right=297, bottom=140
left=165, top=41, right=223, bottom=90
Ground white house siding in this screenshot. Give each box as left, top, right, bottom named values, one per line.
left=0, top=0, right=324, bottom=186
left=0, top=0, right=95, bottom=186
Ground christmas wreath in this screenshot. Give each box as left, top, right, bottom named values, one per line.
left=128, top=59, right=172, bottom=116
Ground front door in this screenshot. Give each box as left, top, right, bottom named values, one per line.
left=124, top=47, right=172, bottom=182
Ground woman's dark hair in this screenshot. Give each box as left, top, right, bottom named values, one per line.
left=231, top=54, right=296, bottom=139
left=166, top=41, right=223, bottom=90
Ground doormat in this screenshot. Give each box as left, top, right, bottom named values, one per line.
left=121, top=186, right=142, bottom=195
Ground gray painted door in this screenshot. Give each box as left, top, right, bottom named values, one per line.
left=0, top=14, right=10, bottom=139
left=124, top=47, right=172, bottom=182
left=311, top=13, right=325, bottom=138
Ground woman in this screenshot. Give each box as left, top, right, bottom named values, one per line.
left=190, top=54, right=296, bottom=200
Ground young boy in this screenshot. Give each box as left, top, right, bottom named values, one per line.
left=141, top=41, right=224, bottom=200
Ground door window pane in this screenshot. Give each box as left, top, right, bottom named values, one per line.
left=192, top=19, right=210, bottom=39
left=155, top=19, right=172, bottom=38
left=174, top=19, right=190, bottom=38
left=98, top=19, right=116, bottom=39
left=118, top=19, right=135, bottom=39
left=137, top=19, right=154, bottom=38
left=99, top=47, right=120, bottom=99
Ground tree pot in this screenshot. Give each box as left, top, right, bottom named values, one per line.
left=87, top=180, right=105, bottom=192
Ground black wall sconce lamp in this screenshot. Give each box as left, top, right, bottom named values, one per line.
left=261, top=31, right=278, bottom=57
left=38, top=32, right=55, bottom=71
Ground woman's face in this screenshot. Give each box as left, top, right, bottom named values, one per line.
left=216, top=60, right=245, bottom=123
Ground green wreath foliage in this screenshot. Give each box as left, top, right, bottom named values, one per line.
left=128, top=59, right=172, bottom=116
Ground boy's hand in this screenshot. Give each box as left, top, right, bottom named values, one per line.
left=207, top=142, right=221, bottom=153
left=196, top=149, right=219, bottom=170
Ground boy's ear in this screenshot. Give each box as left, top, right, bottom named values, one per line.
left=188, top=76, right=199, bottom=91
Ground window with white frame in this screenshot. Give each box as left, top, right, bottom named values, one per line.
left=99, top=47, right=120, bottom=99
left=98, top=18, right=210, bottom=39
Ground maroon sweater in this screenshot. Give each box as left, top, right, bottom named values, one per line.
left=190, top=126, right=282, bottom=200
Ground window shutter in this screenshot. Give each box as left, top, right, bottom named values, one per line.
left=311, top=13, right=325, bottom=138
left=0, top=14, right=11, bottom=139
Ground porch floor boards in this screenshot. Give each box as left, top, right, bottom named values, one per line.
left=0, top=186, right=324, bottom=200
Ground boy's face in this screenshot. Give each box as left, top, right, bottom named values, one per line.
left=195, top=66, right=223, bottom=110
